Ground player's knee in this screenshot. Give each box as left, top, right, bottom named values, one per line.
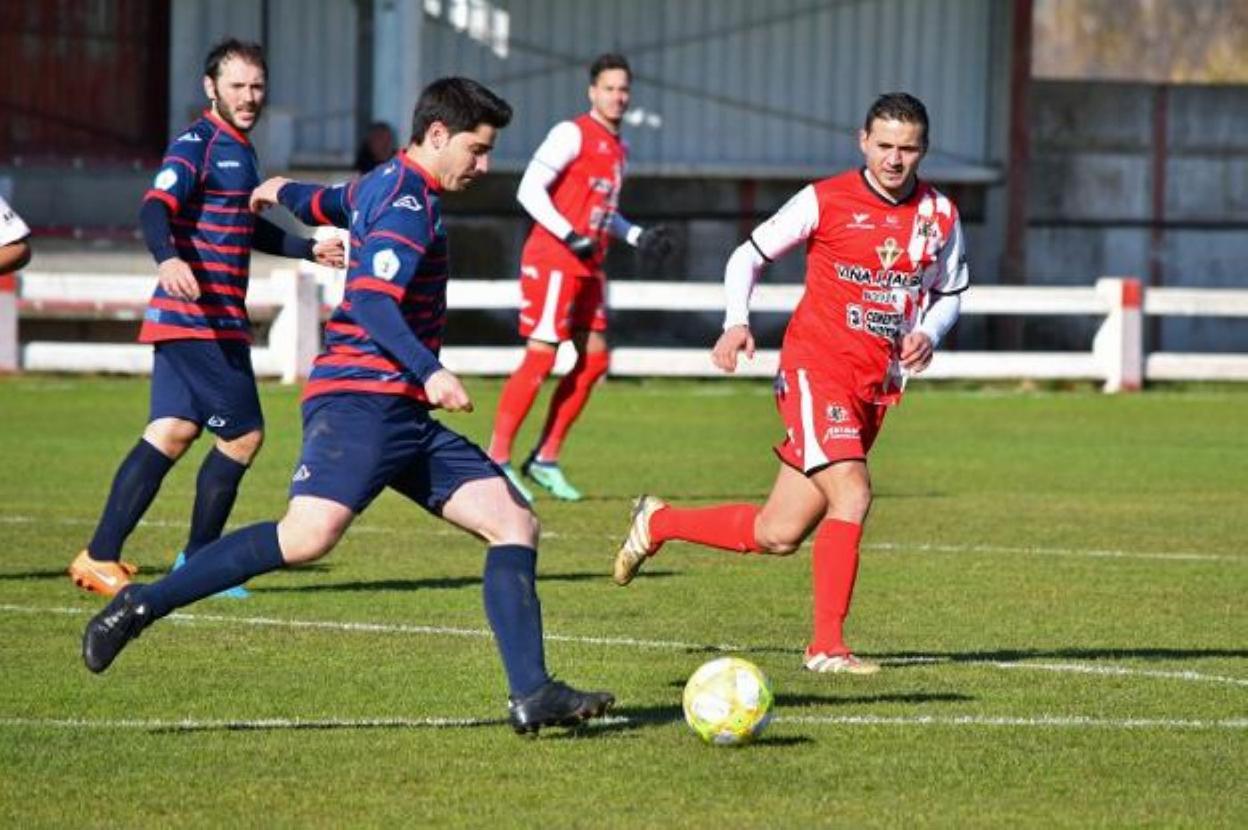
left=753, top=523, right=803, bottom=556
left=488, top=502, right=539, bottom=547
left=831, top=488, right=872, bottom=524
left=144, top=419, right=200, bottom=458
left=277, top=513, right=344, bottom=565
left=219, top=429, right=264, bottom=464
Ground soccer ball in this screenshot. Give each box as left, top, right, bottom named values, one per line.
left=682, top=657, right=774, bottom=746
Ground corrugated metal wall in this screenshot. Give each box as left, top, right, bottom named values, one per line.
left=169, top=0, right=358, bottom=164
left=420, top=0, right=1000, bottom=179
left=167, top=0, right=1001, bottom=178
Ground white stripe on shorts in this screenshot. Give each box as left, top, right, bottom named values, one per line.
left=796, top=368, right=829, bottom=472
left=531, top=267, right=564, bottom=343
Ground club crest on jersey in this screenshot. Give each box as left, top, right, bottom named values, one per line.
left=825, top=404, right=847, bottom=423
left=597, top=139, right=612, bottom=154
left=846, top=212, right=874, bottom=230
left=373, top=249, right=401, bottom=281
left=876, top=237, right=903, bottom=270
left=392, top=195, right=423, bottom=212
left=154, top=168, right=178, bottom=191
left=884, top=214, right=901, bottom=227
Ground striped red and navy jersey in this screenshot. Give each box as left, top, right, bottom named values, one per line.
left=139, top=110, right=260, bottom=343
left=279, top=153, right=449, bottom=405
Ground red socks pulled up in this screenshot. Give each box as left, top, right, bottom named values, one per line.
left=488, top=348, right=556, bottom=463
left=649, top=504, right=762, bottom=554
left=809, top=519, right=863, bottom=656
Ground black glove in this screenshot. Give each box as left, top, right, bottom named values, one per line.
left=563, top=231, right=596, bottom=260
left=638, top=224, right=677, bottom=263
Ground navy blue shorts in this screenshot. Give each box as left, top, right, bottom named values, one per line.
left=149, top=340, right=264, bottom=439
left=289, top=393, right=505, bottom=514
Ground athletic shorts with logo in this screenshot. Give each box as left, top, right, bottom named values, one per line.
left=517, top=259, right=607, bottom=343
left=772, top=367, right=888, bottom=474
left=289, top=393, right=518, bottom=513
left=149, top=340, right=263, bottom=439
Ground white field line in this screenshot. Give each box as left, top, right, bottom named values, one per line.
left=0, top=514, right=1237, bottom=563
left=0, top=604, right=737, bottom=652
left=3, top=603, right=1245, bottom=689
left=0, top=714, right=1244, bottom=733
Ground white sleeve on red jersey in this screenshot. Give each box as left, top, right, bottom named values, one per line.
left=916, top=215, right=970, bottom=347
left=516, top=121, right=582, bottom=240
left=0, top=195, right=31, bottom=247
left=722, top=185, right=818, bottom=328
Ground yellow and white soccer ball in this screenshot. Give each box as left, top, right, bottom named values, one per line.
left=682, top=657, right=774, bottom=746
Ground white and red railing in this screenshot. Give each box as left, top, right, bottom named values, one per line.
left=2, top=266, right=1246, bottom=392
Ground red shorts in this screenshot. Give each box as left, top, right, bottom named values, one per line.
left=517, top=260, right=607, bottom=343
left=772, top=368, right=888, bottom=473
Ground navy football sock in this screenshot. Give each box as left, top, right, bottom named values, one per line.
left=185, top=447, right=249, bottom=557
left=138, top=522, right=284, bottom=619
left=482, top=545, right=550, bottom=698
left=87, top=439, right=175, bottom=561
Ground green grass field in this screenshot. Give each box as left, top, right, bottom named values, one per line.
left=1, top=375, right=1244, bottom=828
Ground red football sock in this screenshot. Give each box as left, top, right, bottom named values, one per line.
left=488, top=348, right=556, bottom=463
left=809, top=519, right=863, bottom=656
left=649, top=504, right=762, bottom=554
left=534, top=351, right=609, bottom=462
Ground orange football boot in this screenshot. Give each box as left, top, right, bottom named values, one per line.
left=68, top=550, right=139, bottom=597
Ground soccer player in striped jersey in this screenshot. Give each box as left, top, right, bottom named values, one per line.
left=68, top=39, right=343, bottom=598
left=613, top=93, right=970, bottom=675
left=486, top=53, right=674, bottom=502
left=81, top=78, right=615, bottom=734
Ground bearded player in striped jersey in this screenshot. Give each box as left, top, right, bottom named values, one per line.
left=68, top=40, right=344, bottom=599
left=487, top=53, right=674, bottom=502
left=613, top=93, right=969, bottom=675
left=81, top=78, right=614, bottom=734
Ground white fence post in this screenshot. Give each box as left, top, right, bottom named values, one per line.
left=267, top=268, right=320, bottom=384
left=0, top=272, right=16, bottom=372
left=1092, top=277, right=1144, bottom=393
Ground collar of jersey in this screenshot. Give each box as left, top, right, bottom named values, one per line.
left=857, top=167, right=923, bottom=207
left=397, top=151, right=442, bottom=192
left=584, top=111, right=621, bottom=141
left=203, top=109, right=251, bottom=146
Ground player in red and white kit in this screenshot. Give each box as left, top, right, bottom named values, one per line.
left=487, top=53, right=673, bottom=502
left=613, top=93, right=969, bottom=674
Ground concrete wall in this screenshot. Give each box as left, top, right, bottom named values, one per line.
left=1027, top=80, right=1248, bottom=350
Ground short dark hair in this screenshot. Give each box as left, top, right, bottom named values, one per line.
left=203, top=38, right=267, bottom=80
left=410, top=77, right=513, bottom=145
left=589, top=53, right=631, bottom=83
left=863, top=92, right=929, bottom=148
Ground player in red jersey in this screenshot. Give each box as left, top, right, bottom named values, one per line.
left=613, top=93, right=969, bottom=674
left=487, top=53, right=673, bottom=502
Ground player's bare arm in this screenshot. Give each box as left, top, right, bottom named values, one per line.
left=156, top=257, right=200, bottom=300
left=712, top=325, right=755, bottom=374
left=249, top=176, right=291, bottom=213
left=424, top=368, right=474, bottom=413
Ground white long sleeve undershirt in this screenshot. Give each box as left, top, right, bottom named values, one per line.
left=723, top=183, right=966, bottom=345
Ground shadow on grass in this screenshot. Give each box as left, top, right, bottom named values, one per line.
left=562, top=490, right=942, bottom=504
left=879, top=647, right=1248, bottom=664
left=0, top=563, right=334, bottom=583
left=252, top=570, right=677, bottom=594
